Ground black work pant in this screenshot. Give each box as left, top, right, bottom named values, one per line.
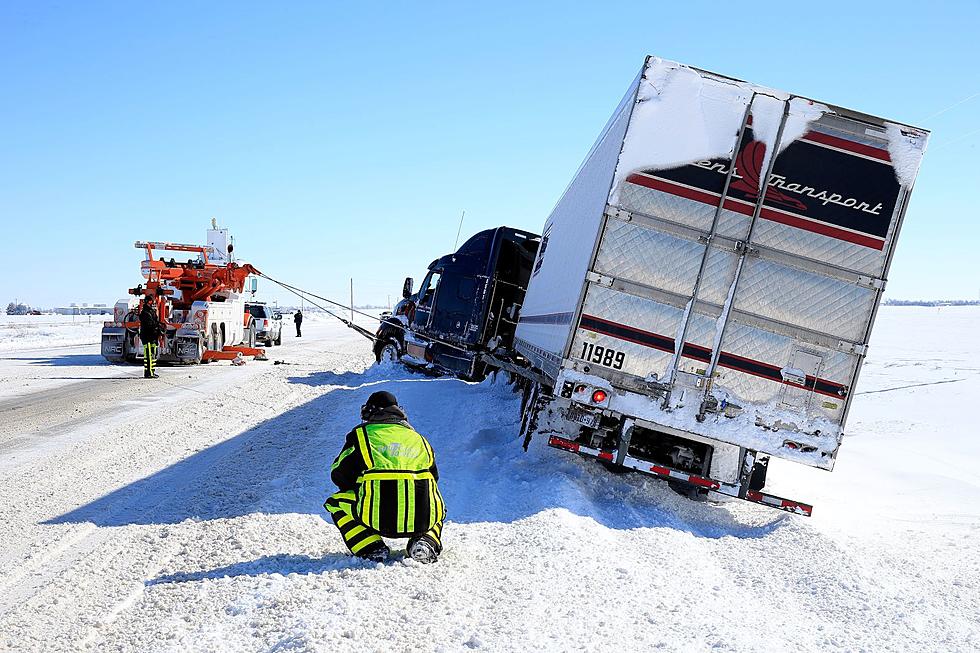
left=324, top=489, right=443, bottom=557
left=295, top=324, right=302, bottom=337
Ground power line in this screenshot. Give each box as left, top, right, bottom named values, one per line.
left=918, top=91, right=980, bottom=123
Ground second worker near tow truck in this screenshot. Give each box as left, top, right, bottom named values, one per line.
left=138, top=295, right=162, bottom=379
left=324, top=391, right=446, bottom=563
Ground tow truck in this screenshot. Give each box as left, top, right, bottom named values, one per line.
left=101, top=222, right=268, bottom=365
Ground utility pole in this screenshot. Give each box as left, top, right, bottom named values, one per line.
left=350, top=278, right=354, bottom=323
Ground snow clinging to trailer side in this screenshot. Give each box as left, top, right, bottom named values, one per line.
left=885, top=123, right=928, bottom=187
left=610, top=58, right=831, bottom=206
left=750, top=95, right=830, bottom=180
left=609, top=59, right=752, bottom=204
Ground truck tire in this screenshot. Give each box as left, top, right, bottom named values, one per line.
left=375, top=339, right=401, bottom=363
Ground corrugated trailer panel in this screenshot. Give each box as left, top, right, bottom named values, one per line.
left=519, top=55, right=928, bottom=471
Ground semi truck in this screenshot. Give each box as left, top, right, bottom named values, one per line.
left=374, top=226, right=540, bottom=380
left=382, top=55, right=929, bottom=515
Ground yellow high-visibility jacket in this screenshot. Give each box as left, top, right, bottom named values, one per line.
left=331, top=419, right=445, bottom=537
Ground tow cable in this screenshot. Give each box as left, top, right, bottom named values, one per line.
left=255, top=271, right=475, bottom=355
left=255, top=272, right=377, bottom=342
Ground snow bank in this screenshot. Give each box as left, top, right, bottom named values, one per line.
left=0, top=315, right=103, bottom=352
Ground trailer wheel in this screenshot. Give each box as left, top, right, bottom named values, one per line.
left=668, top=481, right=709, bottom=501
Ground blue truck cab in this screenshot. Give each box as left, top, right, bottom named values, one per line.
left=375, top=226, right=540, bottom=380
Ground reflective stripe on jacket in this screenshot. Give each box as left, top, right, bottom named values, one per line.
left=331, top=422, right=445, bottom=537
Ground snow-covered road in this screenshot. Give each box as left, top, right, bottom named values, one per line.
left=0, top=308, right=977, bottom=652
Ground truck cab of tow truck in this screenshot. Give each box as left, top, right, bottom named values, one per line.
left=375, top=226, right=540, bottom=380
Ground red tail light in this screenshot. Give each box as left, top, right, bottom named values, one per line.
left=591, top=390, right=607, bottom=404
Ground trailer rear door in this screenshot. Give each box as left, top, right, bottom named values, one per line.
left=568, top=75, right=927, bottom=469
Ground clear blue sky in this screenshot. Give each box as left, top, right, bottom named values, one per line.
left=2, top=1, right=978, bottom=308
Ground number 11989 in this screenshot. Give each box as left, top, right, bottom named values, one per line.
left=581, top=342, right=625, bottom=370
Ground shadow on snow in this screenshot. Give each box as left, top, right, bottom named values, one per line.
left=147, top=553, right=378, bottom=585
left=1, top=353, right=109, bottom=367
left=50, top=365, right=785, bottom=544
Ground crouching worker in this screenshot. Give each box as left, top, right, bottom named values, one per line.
left=324, top=391, right=446, bottom=563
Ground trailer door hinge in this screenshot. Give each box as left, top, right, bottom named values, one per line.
left=858, top=275, right=886, bottom=290
left=586, top=271, right=614, bottom=287
left=605, top=207, right=632, bottom=222
left=840, top=341, right=868, bottom=356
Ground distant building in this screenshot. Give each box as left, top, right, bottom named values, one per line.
left=54, top=303, right=111, bottom=315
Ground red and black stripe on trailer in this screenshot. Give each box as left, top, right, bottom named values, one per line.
left=579, top=314, right=848, bottom=399
left=624, top=126, right=899, bottom=251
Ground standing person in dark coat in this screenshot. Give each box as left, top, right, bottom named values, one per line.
left=138, top=296, right=163, bottom=379
left=294, top=310, right=303, bottom=337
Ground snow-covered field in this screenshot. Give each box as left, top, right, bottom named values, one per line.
left=0, top=307, right=977, bottom=652
left=0, top=315, right=105, bottom=352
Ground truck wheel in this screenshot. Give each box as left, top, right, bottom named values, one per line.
left=376, top=339, right=401, bottom=363
left=668, top=481, right=709, bottom=501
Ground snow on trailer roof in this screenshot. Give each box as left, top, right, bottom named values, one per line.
left=610, top=55, right=929, bottom=205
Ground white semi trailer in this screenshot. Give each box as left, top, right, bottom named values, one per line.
left=508, top=56, right=929, bottom=515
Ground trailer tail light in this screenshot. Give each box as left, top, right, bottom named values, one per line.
left=591, top=389, right=607, bottom=404
left=575, top=384, right=588, bottom=394
left=783, top=440, right=818, bottom=453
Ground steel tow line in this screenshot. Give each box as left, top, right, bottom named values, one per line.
left=255, top=272, right=377, bottom=342
left=254, top=271, right=476, bottom=355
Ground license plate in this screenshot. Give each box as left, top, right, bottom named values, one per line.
left=567, top=405, right=601, bottom=428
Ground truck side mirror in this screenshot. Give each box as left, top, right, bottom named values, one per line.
left=402, top=277, right=414, bottom=299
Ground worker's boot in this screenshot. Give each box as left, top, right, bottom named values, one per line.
left=357, top=542, right=390, bottom=563
left=407, top=536, right=439, bottom=564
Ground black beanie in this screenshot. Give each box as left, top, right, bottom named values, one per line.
left=365, top=391, right=398, bottom=410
